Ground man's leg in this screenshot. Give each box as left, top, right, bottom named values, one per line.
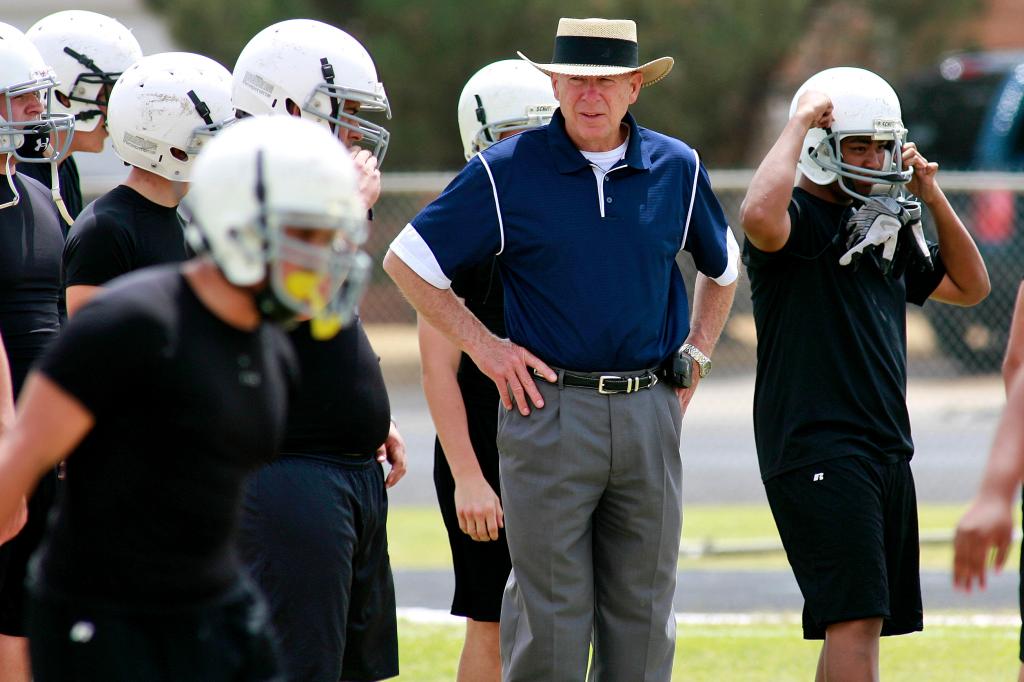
left=590, top=381, right=683, bottom=682
left=458, top=619, right=501, bottom=682
left=765, top=457, right=898, bottom=679
left=0, top=635, right=29, bottom=682
left=498, top=379, right=608, bottom=682
left=822, top=618, right=882, bottom=682
left=238, top=458, right=364, bottom=682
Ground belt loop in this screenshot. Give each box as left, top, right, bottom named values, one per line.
left=556, top=368, right=565, bottom=389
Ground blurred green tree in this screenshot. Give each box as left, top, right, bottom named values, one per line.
left=145, top=0, right=977, bottom=169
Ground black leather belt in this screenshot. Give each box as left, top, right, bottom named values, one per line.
left=534, top=368, right=658, bottom=395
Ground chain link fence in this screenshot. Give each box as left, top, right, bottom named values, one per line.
left=75, top=170, right=1013, bottom=506
left=363, top=170, right=1024, bottom=382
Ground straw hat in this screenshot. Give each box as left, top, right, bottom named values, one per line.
left=518, top=18, right=673, bottom=87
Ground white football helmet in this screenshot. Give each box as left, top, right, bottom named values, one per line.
left=27, top=10, right=143, bottom=133
left=106, top=52, right=234, bottom=182
left=458, top=59, right=557, bottom=159
left=184, top=115, right=370, bottom=335
left=232, top=19, right=391, bottom=163
left=790, top=67, right=912, bottom=200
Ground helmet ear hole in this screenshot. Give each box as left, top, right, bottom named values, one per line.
left=170, top=147, right=188, bottom=162
left=285, top=99, right=301, bottom=117
left=55, top=91, right=71, bottom=107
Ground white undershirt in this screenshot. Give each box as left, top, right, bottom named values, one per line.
left=580, top=137, right=629, bottom=175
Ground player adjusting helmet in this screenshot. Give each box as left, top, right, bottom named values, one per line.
left=27, top=10, right=143, bottom=133
left=106, top=52, right=234, bottom=182
left=790, top=67, right=912, bottom=200
left=0, top=23, right=75, bottom=210
left=184, top=115, right=371, bottom=338
left=232, top=19, right=391, bottom=163
left=457, top=59, right=558, bottom=160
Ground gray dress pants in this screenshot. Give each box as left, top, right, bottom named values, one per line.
left=497, top=372, right=684, bottom=682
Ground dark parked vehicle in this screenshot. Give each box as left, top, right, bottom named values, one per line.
left=901, top=52, right=1024, bottom=372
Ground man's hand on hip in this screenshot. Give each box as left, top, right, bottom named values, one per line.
left=469, top=337, right=555, bottom=416
left=675, top=376, right=700, bottom=417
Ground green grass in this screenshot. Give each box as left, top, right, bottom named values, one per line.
left=394, top=617, right=1021, bottom=681
left=388, top=503, right=1024, bottom=571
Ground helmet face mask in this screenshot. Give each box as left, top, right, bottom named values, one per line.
left=791, top=67, right=913, bottom=201
left=269, top=221, right=369, bottom=323
left=304, top=81, right=391, bottom=162
left=0, top=79, right=74, bottom=164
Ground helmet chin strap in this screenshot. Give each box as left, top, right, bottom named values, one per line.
left=319, top=58, right=341, bottom=136
left=0, top=156, right=20, bottom=211
left=49, top=162, right=73, bottom=226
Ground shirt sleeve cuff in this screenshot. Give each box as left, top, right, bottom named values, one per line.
left=710, top=228, right=740, bottom=286
left=388, top=223, right=452, bottom=289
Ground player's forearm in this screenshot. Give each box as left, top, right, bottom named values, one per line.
left=418, top=319, right=486, bottom=482
left=977, top=370, right=1024, bottom=502
left=927, top=187, right=989, bottom=305
left=1003, top=283, right=1024, bottom=393
left=686, top=272, right=736, bottom=356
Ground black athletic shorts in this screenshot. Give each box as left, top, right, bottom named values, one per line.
left=432, top=391, right=511, bottom=622
left=764, top=455, right=923, bottom=640
left=0, top=468, right=58, bottom=636
left=239, top=455, right=398, bottom=682
left=27, top=580, right=282, bottom=681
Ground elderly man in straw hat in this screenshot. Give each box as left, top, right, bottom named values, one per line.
left=385, top=17, right=738, bottom=681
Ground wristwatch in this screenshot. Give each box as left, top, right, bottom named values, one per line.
left=681, top=343, right=712, bottom=378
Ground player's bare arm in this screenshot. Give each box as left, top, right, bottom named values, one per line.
left=1003, top=282, right=1024, bottom=390
left=0, top=332, right=13, bottom=437
left=954, top=367, right=1024, bottom=591
left=902, top=143, right=990, bottom=306
left=383, top=250, right=554, bottom=415
left=740, top=91, right=833, bottom=252
left=65, top=284, right=102, bottom=317
left=419, top=316, right=503, bottom=541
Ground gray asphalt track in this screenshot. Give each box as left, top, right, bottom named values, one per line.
left=394, top=568, right=1019, bottom=614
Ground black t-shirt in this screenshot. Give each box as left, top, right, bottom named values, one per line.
left=742, top=187, right=946, bottom=481
left=18, top=156, right=82, bottom=232
left=30, top=266, right=297, bottom=609
left=0, top=172, right=63, bottom=393
left=452, top=259, right=505, bottom=400
left=280, top=318, right=391, bottom=459
left=63, top=185, right=192, bottom=288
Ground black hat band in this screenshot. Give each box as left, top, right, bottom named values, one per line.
left=552, top=36, right=638, bottom=68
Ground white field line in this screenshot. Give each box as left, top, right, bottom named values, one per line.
left=398, top=608, right=1021, bottom=628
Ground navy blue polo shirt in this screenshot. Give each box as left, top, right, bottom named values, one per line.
left=392, top=109, right=736, bottom=371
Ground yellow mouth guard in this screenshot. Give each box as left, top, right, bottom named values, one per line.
left=283, top=270, right=344, bottom=340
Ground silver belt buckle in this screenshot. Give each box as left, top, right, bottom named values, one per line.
left=597, top=375, right=622, bottom=394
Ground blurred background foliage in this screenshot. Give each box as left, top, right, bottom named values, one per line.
left=145, top=0, right=979, bottom=169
